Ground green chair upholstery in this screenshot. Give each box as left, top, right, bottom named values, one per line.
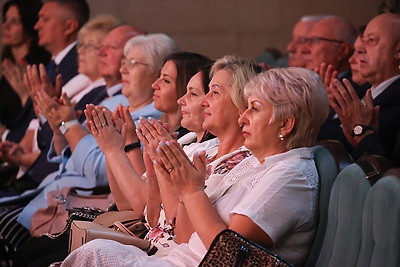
left=315, top=163, right=374, bottom=267
left=304, top=146, right=339, bottom=267
left=356, top=169, right=400, bottom=267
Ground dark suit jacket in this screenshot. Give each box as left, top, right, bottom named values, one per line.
left=317, top=70, right=370, bottom=151
left=354, top=77, right=400, bottom=166
left=48, top=45, right=79, bottom=86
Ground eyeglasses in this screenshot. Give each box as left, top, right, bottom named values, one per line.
left=295, top=36, right=309, bottom=44
left=306, top=37, right=344, bottom=46
left=77, top=43, right=101, bottom=52
left=121, top=58, right=150, bottom=69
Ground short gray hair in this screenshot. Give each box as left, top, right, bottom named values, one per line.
left=123, top=33, right=180, bottom=72
left=300, top=15, right=328, bottom=22
left=244, top=67, right=329, bottom=149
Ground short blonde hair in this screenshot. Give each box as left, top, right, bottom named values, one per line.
left=244, top=67, right=329, bottom=149
left=78, top=14, right=122, bottom=43
left=211, top=55, right=263, bottom=111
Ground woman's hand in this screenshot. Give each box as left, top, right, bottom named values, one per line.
left=86, top=106, right=125, bottom=154
left=113, top=104, right=138, bottom=143
left=2, top=59, right=29, bottom=105
left=154, top=140, right=207, bottom=198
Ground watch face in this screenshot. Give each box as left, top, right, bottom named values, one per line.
left=59, top=123, right=67, bottom=135
left=354, top=125, right=363, bottom=135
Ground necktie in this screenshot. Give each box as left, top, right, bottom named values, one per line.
left=47, top=60, right=58, bottom=85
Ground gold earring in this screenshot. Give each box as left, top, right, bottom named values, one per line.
left=279, top=134, right=284, bottom=141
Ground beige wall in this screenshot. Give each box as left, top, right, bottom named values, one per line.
left=0, top=0, right=382, bottom=60
left=86, top=0, right=381, bottom=59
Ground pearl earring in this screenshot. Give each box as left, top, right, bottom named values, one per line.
left=279, top=134, right=284, bottom=141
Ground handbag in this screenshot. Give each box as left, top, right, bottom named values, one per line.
left=199, top=229, right=293, bottom=267
left=30, top=186, right=113, bottom=237
left=69, top=211, right=154, bottom=254
left=93, top=210, right=148, bottom=238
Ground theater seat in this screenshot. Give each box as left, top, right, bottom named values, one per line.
left=315, top=155, right=390, bottom=267
left=317, top=139, right=353, bottom=171
left=304, top=145, right=339, bottom=267
left=356, top=169, right=400, bottom=267
left=315, top=163, right=370, bottom=267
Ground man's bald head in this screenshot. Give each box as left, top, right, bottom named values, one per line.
left=359, top=13, right=400, bottom=86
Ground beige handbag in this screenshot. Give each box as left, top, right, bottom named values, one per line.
left=69, top=210, right=156, bottom=255
left=30, top=187, right=113, bottom=237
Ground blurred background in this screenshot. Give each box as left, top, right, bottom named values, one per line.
left=0, top=0, right=387, bottom=61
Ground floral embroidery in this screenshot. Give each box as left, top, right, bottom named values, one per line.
left=211, top=150, right=252, bottom=175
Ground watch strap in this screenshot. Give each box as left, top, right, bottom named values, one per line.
left=59, top=119, right=79, bottom=135
left=124, top=141, right=141, bottom=152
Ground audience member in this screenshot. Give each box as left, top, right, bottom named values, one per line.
left=12, top=33, right=176, bottom=267
left=63, top=66, right=329, bottom=267
left=64, top=55, right=261, bottom=260
left=304, top=16, right=367, bottom=146
left=28, top=0, right=90, bottom=183
left=0, top=24, right=144, bottom=264
left=0, top=15, right=121, bottom=194
left=34, top=0, right=89, bottom=88
left=348, top=26, right=370, bottom=88
left=0, top=0, right=50, bottom=143
left=2, top=0, right=92, bottom=193
left=151, top=53, right=206, bottom=137
left=302, top=16, right=357, bottom=75
left=329, top=13, right=400, bottom=166
left=287, top=15, right=326, bottom=67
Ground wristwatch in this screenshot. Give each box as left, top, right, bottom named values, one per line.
left=59, top=119, right=79, bottom=135
left=352, top=124, right=373, bottom=137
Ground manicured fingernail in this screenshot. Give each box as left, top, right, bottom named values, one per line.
left=159, top=141, right=165, bottom=147
left=147, top=116, right=153, bottom=121
left=195, top=152, right=199, bottom=157
left=156, top=147, right=162, bottom=153
left=166, top=141, right=171, bottom=146
left=138, top=116, right=143, bottom=121
left=153, top=160, right=157, bottom=165
left=174, top=131, right=179, bottom=136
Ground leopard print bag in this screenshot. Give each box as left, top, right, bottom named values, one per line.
left=199, top=229, right=293, bottom=267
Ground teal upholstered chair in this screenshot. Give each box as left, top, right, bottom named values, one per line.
left=315, top=155, right=391, bottom=267
left=304, top=145, right=340, bottom=267
left=315, top=163, right=370, bottom=267
left=317, top=139, right=353, bottom=172
left=356, top=169, right=400, bottom=267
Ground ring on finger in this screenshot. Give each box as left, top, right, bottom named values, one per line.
left=101, top=122, right=107, bottom=127
left=167, top=167, right=174, bottom=173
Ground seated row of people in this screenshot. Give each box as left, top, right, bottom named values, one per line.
left=287, top=13, right=400, bottom=167
left=0, top=1, right=399, bottom=265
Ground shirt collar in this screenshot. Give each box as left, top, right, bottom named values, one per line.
left=52, top=41, right=77, bottom=65
left=107, top=83, right=122, bottom=97
left=371, top=74, right=400, bottom=99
